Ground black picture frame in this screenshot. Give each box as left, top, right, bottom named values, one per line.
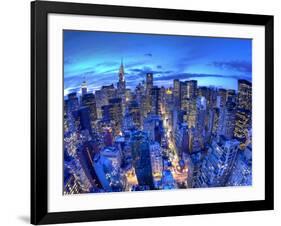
left=31, top=0, right=274, bottom=224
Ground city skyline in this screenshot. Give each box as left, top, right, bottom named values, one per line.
left=64, top=30, right=252, bottom=95
left=63, top=30, right=252, bottom=195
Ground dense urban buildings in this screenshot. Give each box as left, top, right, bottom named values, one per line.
left=63, top=59, right=252, bottom=194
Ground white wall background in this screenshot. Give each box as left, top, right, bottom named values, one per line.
left=0, top=0, right=279, bottom=225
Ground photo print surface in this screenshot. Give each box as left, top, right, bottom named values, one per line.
left=63, top=30, right=252, bottom=194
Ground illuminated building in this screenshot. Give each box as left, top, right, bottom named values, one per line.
left=173, top=79, right=180, bottom=107
left=145, top=73, right=153, bottom=94
left=217, top=88, right=227, bottom=108
left=102, top=98, right=123, bottom=134
left=218, top=101, right=236, bottom=139
left=237, top=79, right=252, bottom=111
left=175, top=123, right=189, bottom=158
left=72, top=106, right=93, bottom=135
left=95, top=84, right=117, bottom=119
left=234, top=109, right=251, bottom=143
left=188, top=127, right=204, bottom=153
left=130, top=131, right=154, bottom=189
left=66, top=92, right=79, bottom=112
left=186, top=99, right=197, bottom=129
left=149, top=142, right=163, bottom=182
left=143, top=73, right=154, bottom=116
left=143, top=114, right=163, bottom=143
left=227, top=89, right=236, bottom=103
left=81, top=78, right=87, bottom=97
left=81, top=93, right=98, bottom=124
left=196, top=136, right=240, bottom=187
left=227, top=144, right=252, bottom=186
left=179, top=81, right=187, bottom=110
left=234, top=80, right=252, bottom=145
left=151, top=86, right=161, bottom=115
left=77, top=144, right=103, bottom=189
left=127, top=100, right=141, bottom=129
left=186, top=80, right=198, bottom=99
left=117, top=59, right=126, bottom=94
left=93, top=146, right=125, bottom=192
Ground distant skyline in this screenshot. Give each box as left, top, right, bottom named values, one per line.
left=64, top=30, right=252, bottom=95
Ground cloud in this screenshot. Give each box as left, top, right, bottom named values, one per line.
left=128, top=66, right=173, bottom=78
left=211, top=60, right=252, bottom=73
left=96, top=61, right=119, bottom=67
left=153, top=72, right=251, bottom=82
left=144, top=53, right=152, bottom=57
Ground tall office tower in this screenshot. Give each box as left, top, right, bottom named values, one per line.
left=237, top=79, right=252, bottom=111
left=188, top=127, right=204, bottom=153
left=149, top=142, right=163, bottom=182
left=93, top=146, right=125, bottom=192
left=186, top=99, right=197, bottom=129
left=198, top=86, right=209, bottom=99
left=217, top=88, right=227, bottom=108
left=172, top=109, right=185, bottom=135
left=226, top=89, right=236, bottom=104
left=186, top=80, right=198, bottom=99
left=174, top=122, right=189, bottom=158
left=117, top=59, right=126, bottom=94
left=234, top=80, right=252, bottom=145
left=108, top=98, right=123, bottom=134
left=217, top=101, right=236, bottom=139
left=179, top=81, right=187, bottom=110
left=211, top=107, right=220, bottom=135
left=143, top=114, right=163, bottom=143
left=151, top=86, right=161, bottom=115
left=173, top=79, right=180, bottom=108
left=128, top=100, right=141, bottom=129
left=195, top=96, right=207, bottom=144
left=95, top=84, right=117, bottom=118
left=101, top=84, right=117, bottom=102
left=209, top=87, right=218, bottom=109
left=72, top=106, right=93, bottom=136
left=130, top=131, right=154, bottom=189
left=227, top=144, right=252, bottom=186
left=145, top=73, right=153, bottom=94
left=135, top=82, right=145, bottom=104
left=67, top=92, right=79, bottom=112
left=196, top=136, right=240, bottom=187
left=81, top=78, right=87, bottom=97
left=77, top=143, right=103, bottom=190
left=234, top=109, right=251, bottom=143
left=144, top=73, right=153, bottom=116
left=81, top=93, right=98, bottom=125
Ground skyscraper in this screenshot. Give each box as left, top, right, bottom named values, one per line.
left=145, top=73, right=153, bottom=94
left=186, top=80, right=198, bottom=99
left=151, top=86, right=161, bottom=115
left=234, top=80, right=252, bottom=145
left=130, top=131, right=154, bottom=189
left=237, top=79, right=252, bottom=111
left=81, top=78, right=87, bottom=97
left=173, top=79, right=180, bottom=108
left=81, top=93, right=98, bottom=124
left=117, top=59, right=126, bottom=94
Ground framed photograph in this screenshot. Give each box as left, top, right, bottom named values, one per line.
left=31, top=0, right=274, bottom=224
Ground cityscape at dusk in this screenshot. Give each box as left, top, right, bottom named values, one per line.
left=63, top=30, right=252, bottom=194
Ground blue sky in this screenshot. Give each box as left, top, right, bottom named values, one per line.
left=64, top=30, right=252, bottom=94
